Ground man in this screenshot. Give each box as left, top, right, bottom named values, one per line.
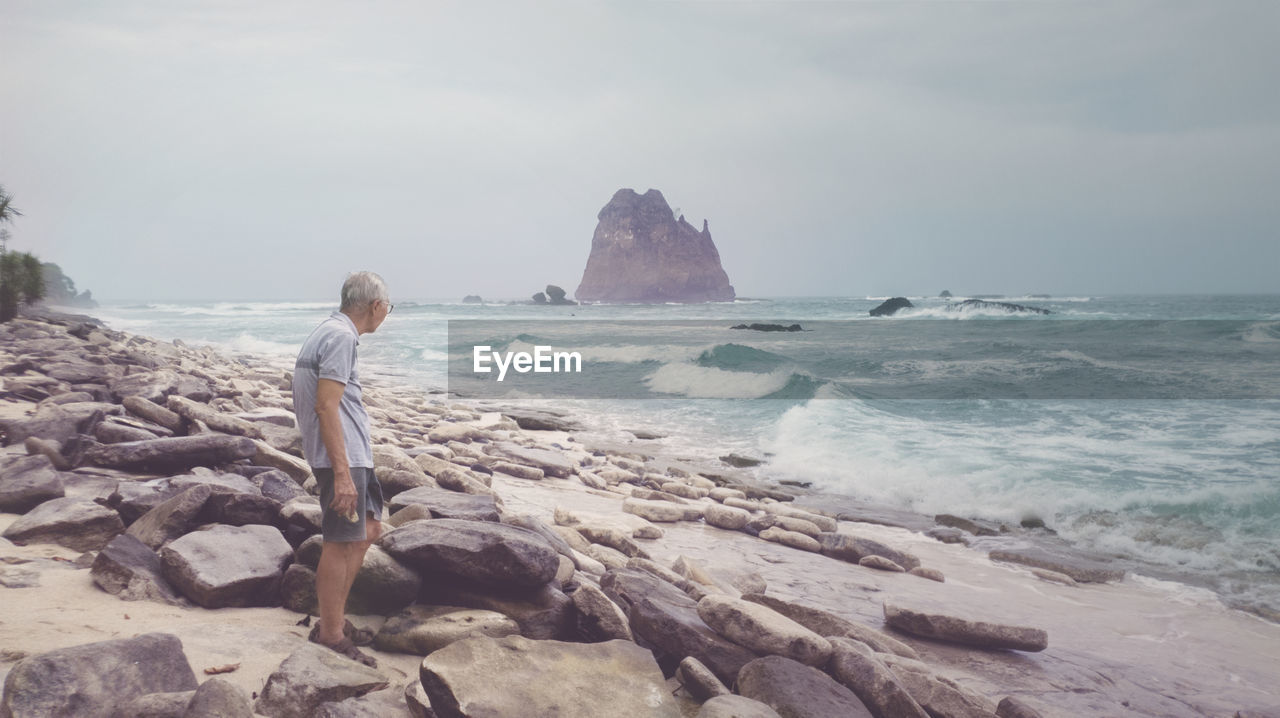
left=291, top=271, right=393, bottom=667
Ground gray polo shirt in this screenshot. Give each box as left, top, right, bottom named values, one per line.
left=292, top=311, right=373, bottom=469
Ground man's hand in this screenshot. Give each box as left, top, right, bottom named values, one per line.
left=330, top=472, right=358, bottom=521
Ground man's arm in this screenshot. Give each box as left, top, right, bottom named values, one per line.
left=315, top=378, right=357, bottom=518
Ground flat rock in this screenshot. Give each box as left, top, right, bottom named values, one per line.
left=86, top=434, right=257, bottom=472
left=623, top=497, right=697, bottom=523
left=387, top=487, right=499, bottom=522
left=160, top=524, right=293, bottom=608
left=315, top=687, right=414, bottom=718
left=698, top=695, right=783, bottom=718
left=703, top=503, right=751, bottom=530
left=124, top=690, right=197, bottom=718
left=827, top=637, right=928, bottom=718
left=697, top=595, right=831, bottom=666
left=859, top=555, right=905, bottom=572
left=988, top=546, right=1125, bottom=583
left=379, top=518, right=558, bottom=588
left=0, top=633, right=198, bottom=718
left=420, top=635, right=679, bottom=718
left=108, top=370, right=179, bottom=404
left=373, top=605, right=520, bottom=655
left=488, top=442, right=576, bottom=478
left=0, top=454, right=65, bottom=513
left=254, top=644, right=389, bottom=718
left=818, top=532, right=921, bottom=571
left=2, top=496, right=124, bottom=552
left=742, top=594, right=919, bottom=660
left=758, top=526, right=820, bottom=552
left=90, top=533, right=186, bottom=605
left=497, top=408, right=581, bottom=432
left=420, top=576, right=574, bottom=640
left=2, top=402, right=116, bottom=447
left=736, top=655, right=873, bottom=718
left=883, top=602, right=1048, bottom=652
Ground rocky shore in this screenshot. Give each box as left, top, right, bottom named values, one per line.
left=0, top=309, right=1277, bottom=717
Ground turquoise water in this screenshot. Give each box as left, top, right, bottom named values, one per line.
left=89, top=295, right=1280, bottom=616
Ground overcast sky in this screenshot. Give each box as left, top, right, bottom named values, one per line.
left=3, top=1, right=1277, bottom=302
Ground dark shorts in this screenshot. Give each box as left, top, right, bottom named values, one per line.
left=313, top=466, right=384, bottom=543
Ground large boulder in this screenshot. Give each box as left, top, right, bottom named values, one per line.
left=0, top=633, right=198, bottom=718
left=288, top=538, right=422, bottom=616
left=90, top=533, right=186, bottom=605
left=419, top=636, right=680, bottom=718
left=0, top=454, right=65, bottom=514
left=736, top=655, right=873, bottom=718
left=378, top=518, right=559, bottom=588
left=373, top=605, right=521, bottom=656
left=882, top=601, right=1048, bottom=652
left=254, top=644, right=389, bottom=718
left=575, top=188, right=734, bottom=303
left=160, top=524, right=293, bottom=608
left=696, top=595, right=831, bottom=667
left=698, top=695, right=783, bottom=718
left=1, top=496, right=124, bottom=552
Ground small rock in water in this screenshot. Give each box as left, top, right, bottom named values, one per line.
left=908, top=566, right=945, bottom=583
left=859, top=555, right=906, bottom=572
left=883, top=601, right=1048, bottom=652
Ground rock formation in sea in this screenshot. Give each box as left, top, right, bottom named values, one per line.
left=870, top=297, right=914, bottom=317
left=575, top=189, right=734, bottom=304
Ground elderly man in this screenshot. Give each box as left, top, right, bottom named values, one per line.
left=291, top=271, right=393, bottom=667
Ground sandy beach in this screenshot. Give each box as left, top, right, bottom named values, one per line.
left=1, top=308, right=1278, bottom=718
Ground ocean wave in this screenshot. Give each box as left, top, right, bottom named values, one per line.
left=202, top=332, right=300, bottom=358
left=107, top=301, right=334, bottom=317
left=1242, top=322, right=1280, bottom=344
left=644, top=363, right=812, bottom=399
left=695, top=343, right=792, bottom=372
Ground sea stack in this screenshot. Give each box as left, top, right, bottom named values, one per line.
left=575, top=189, right=735, bottom=303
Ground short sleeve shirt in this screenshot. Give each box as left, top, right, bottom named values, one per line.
left=292, top=311, right=373, bottom=468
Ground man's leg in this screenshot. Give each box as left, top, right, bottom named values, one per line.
left=316, top=539, right=356, bottom=644
left=339, top=513, right=381, bottom=600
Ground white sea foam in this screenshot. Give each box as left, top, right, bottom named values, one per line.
left=644, top=363, right=795, bottom=399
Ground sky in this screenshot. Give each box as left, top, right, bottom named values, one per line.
left=2, top=0, right=1277, bottom=303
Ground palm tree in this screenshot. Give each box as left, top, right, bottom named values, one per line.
left=0, top=185, right=21, bottom=229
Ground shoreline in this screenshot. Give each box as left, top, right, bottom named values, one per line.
left=1, top=305, right=1278, bottom=716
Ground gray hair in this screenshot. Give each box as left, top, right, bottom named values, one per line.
left=340, top=271, right=389, bottom=311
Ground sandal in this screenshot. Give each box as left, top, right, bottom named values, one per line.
left=309, top=619, right=375, bottom=647
left=308, top=624, right=378, bottom=668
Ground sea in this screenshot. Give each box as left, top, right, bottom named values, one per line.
left=86, top=294, right=1280, bottom=619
